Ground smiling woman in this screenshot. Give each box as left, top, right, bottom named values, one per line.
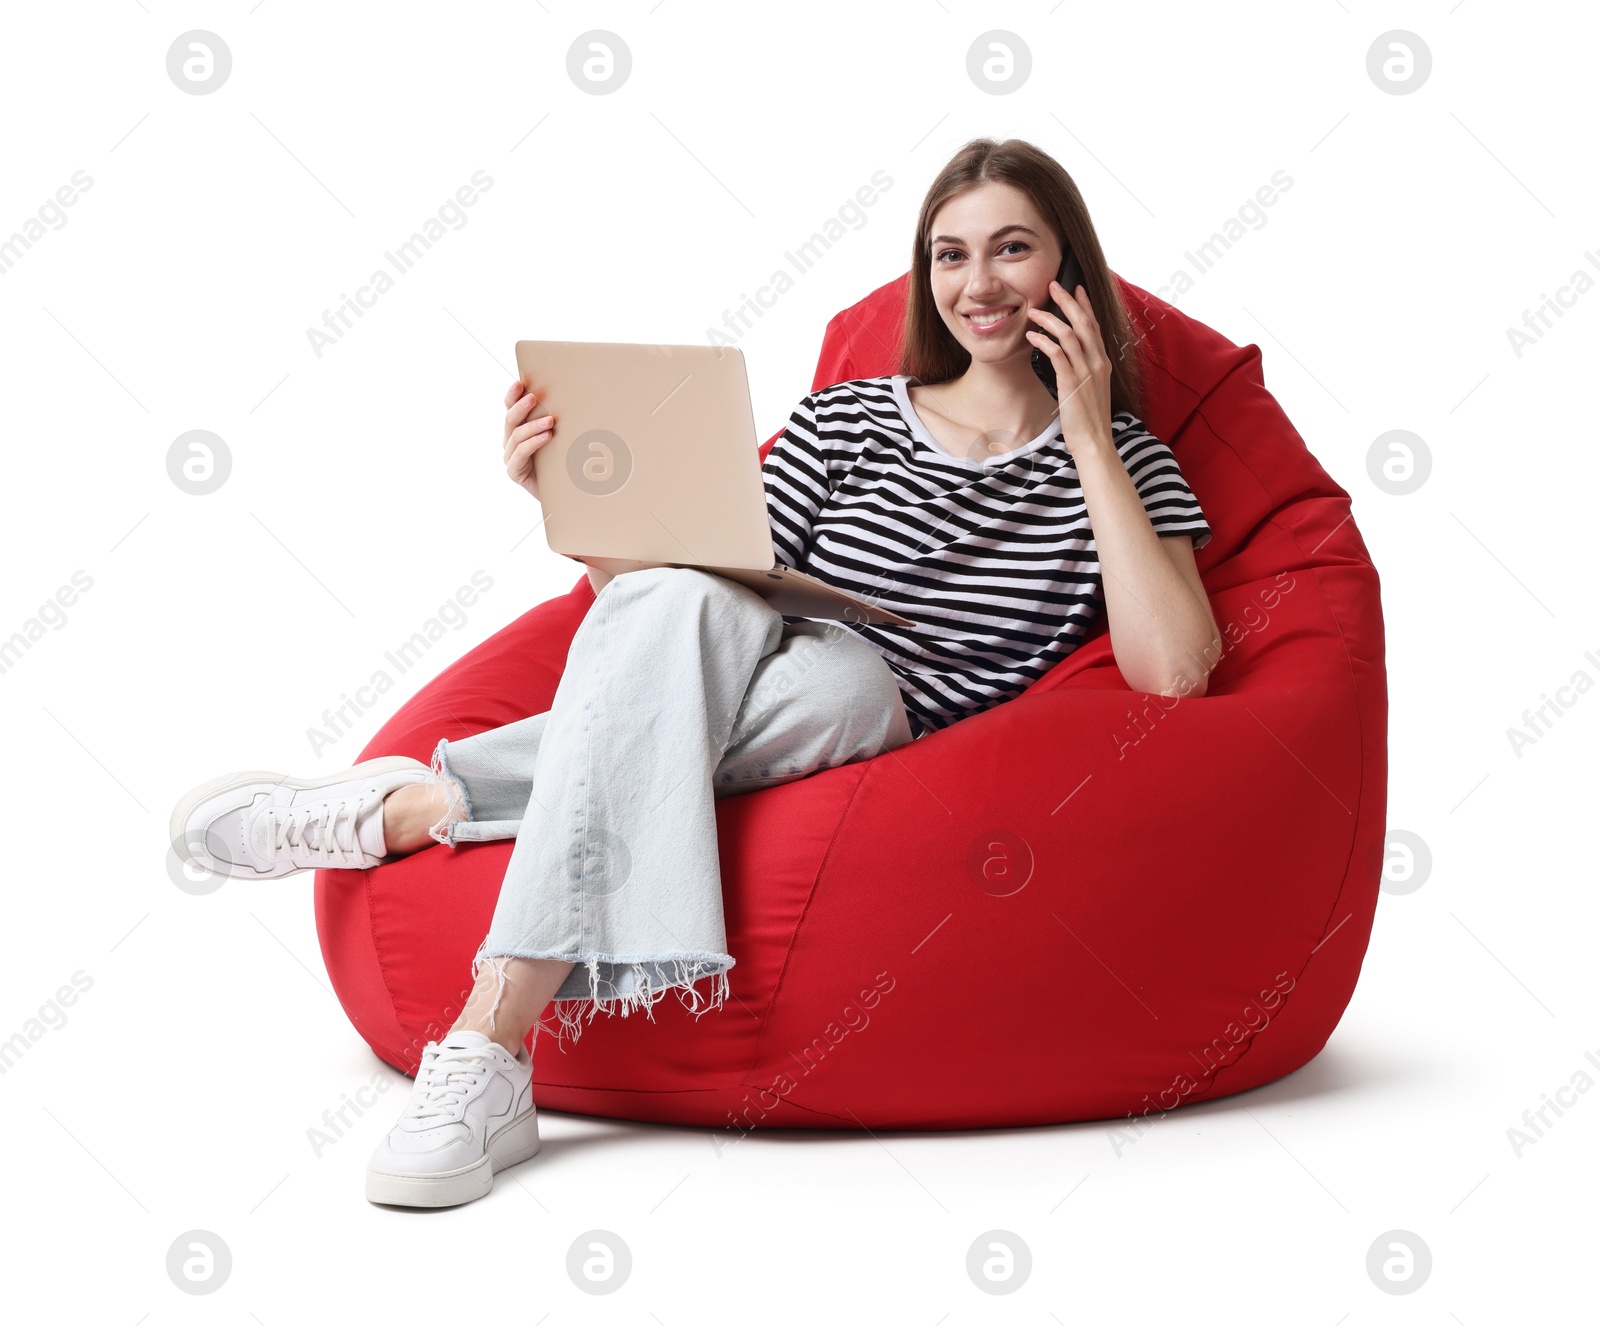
left=902, top=140, right=1149, bottom=424
left=170, top=138, right=1248, bottom=1211
left=760, top=137, right=1222, bottom=733
left=306, top=236, right=1388, bottom=1154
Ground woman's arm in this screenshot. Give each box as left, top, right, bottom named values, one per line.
left=1025, top=281, right=1219, bottom=697
left=1072, top=441, right=1220, bottom=697
left=762, top=393, right=829, bottom=570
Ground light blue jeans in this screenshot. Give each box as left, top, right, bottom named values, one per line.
left=423, top=566, right=916, bottom=1050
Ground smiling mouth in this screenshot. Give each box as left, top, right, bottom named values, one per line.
left=962, top=306, right=1020, bottom=331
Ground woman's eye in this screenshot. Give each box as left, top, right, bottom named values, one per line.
left=935, top=242, right=1029, bottom=263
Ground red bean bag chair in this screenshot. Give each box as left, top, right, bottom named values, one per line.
left=315, top=271, right=1387, bottom=1131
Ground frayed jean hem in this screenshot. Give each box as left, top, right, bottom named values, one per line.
left=471, top=935, right=735, bottom=1055
left=426, top=738, right=476, bottom=848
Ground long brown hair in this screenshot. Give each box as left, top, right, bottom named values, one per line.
left=901, top=137, right=1147, bottom=420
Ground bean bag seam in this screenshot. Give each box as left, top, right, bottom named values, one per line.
left=772, top=1095, right=859, bottom=1126
left=1189, top=542, right=1373, bottom=1103
left=358, top=864, right=411, bottom=1072
left=738, top=762, right=874, bottom=1091
left=1136, top=337, right=1257, bottom=447
left=1176, top=349, right=1278, bottom=509
left=1147, top=347, right=1375, bottom=1102
left=553, top=1084, right=723, bottom=1097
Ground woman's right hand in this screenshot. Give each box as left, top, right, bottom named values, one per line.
left=504, top=378, right=556, bottom=502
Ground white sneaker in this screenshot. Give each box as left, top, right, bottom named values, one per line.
left=168, top=755, right=434, bottom=880
left=366, top=1029, right=540, bottom=1208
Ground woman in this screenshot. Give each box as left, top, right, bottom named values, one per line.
left=170, top=137, right=1219, bottom=1209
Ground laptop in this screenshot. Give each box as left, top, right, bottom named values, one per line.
left=513, top=340, right=916, bottom=627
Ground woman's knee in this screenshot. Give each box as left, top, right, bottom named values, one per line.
left=807, top=636, right=910, bottom=760
left=859, top=664, right=912, bottom=756
left=613, top=565, right=768, bottom=615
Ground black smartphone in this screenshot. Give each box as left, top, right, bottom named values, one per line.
left=1029, top=248, right=1087, bottom=399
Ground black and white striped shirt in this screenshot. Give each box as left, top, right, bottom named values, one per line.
left=761, top=374, right=1212, bottom=739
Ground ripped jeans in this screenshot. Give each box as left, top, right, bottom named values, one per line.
left=422, top=566, right=916, bottom=1051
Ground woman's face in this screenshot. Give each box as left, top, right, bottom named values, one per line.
left=926, top=181, right=1064, bottom=367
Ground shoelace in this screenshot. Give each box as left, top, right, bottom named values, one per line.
left=266, top=797, right=370, bottom=867
left=407, top=1042, right=498, bottom=1124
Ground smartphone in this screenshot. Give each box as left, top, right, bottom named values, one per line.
left=1029, top=248, right=1087, bottom=399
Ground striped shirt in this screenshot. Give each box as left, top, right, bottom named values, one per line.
left=760, top=374, right=1212, bottom=739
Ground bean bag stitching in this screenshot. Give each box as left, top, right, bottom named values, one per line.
left=774, top=1095, right=860, bottom=1126
left=358, top=865, right=412, bottom=1072
left=1110, top=346, right=1376, bottom=1101
left=814, top=302, right=882, bottom=391
left=542, top=1084, right=722, bottom=1098
left=1183, top=376, right=1367, bottom=853
left=1125, top=325, right=1254, bottom=441
left=1187, top=518, right=1374, bottom=1103
left=738, top=761, right=875, bottom=1091
left=1165, top=349, right=1275, bottom=496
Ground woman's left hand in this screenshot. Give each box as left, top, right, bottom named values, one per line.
left=1025, top=279, right=1114, bottom=454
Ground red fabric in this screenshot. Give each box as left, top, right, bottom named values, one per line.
left=316, top=272, right=1388, bottom=1130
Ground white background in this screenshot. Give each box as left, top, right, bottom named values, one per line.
left=1, top=0, right=1593, bottom=1319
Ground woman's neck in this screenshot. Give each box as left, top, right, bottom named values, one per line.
left=917, top=360, right=1061, bottom=445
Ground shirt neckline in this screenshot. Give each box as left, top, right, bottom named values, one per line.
left=889, top=374, right=1063, bottom=469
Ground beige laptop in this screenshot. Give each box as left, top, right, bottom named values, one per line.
left=513, top=340, right=916, bottom=627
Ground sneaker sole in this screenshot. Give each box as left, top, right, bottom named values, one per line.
left=168, top=754, right=430, bottom=880
left=365, top=1108, right=542, bottom=1209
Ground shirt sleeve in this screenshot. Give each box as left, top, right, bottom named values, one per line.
left=1110, top=412, right=1213, bottom=551
left=760, top=392, right=831, bottom=571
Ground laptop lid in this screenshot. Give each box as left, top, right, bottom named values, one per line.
left=513, top=340, right=776, bottom=572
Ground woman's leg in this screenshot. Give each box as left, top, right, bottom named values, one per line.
left=379, top=618, right=915, bottom=852
left=710, top=617, right=914, bottom=798
left=421, top=567, right=914, bottom=1056
left=465, top=565, right=783, bottom=1052
left=381, top=780, right=459, bottom=852
left=399, top=710, right=558, bottom=851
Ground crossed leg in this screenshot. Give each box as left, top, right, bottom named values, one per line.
left=380, top=569, right=913, bottom=1057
